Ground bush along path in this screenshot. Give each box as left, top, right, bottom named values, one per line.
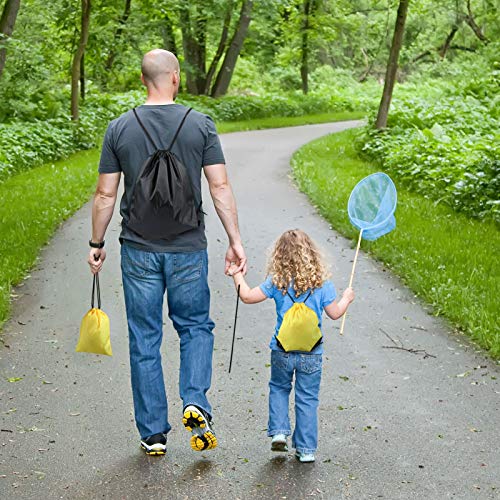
left=0, top=121, right=498, bottom=499
left=0, top=88, right=370, bottom=182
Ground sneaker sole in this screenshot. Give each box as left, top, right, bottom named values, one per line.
left=190, top=430, right=218, bottom=451
left=182, top=408, right=207, bottom=431
left=183, top=407, right=217, bottom=451
left=271, top=441, right=288, bottom=452
left=140, top=443, right=166, bottom=456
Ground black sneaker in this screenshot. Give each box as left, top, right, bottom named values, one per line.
left=182, top=405, right=218, bottom=451
left=140, top=433, right=166, bottom=456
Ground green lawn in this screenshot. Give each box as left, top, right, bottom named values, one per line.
left=292, top=128, right=500, bottom=358
left=0, top=112, right=362, bottom=330
left=0, top=150, right=100, bottom=327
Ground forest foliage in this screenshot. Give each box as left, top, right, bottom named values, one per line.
left=0, top=0, right=498, bottom=220
left=360, top=45, right=500, bottom=222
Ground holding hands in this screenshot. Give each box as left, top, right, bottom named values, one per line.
left=227, top=262, right=242, bottom=276
left=225, top=241, right=247, bottom=276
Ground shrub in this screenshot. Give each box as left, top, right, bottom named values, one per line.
left=0, top=88, right=371, bottom=182
left=359, top=60, right=500, bottom=222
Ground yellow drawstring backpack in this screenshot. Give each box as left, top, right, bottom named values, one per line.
left=275, top=291, right=322, bottom=352
left=76, top=273, right=112, bottom=356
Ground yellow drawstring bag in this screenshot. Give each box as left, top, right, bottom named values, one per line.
left=76, top=273, right=112, bottom=356
left=275, top=291, right=322, bottom=352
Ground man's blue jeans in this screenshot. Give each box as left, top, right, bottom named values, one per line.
left=268, top=350, right=322, bottom=454
left=120, top=244, right=214, bottom=439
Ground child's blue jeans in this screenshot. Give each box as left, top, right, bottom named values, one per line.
left=268, top=350, right=322, bottom=454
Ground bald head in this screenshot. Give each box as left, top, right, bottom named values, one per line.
left=141, top=49, right=180, bottom=88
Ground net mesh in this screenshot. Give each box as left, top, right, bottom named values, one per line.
left=347, top=173, right=397, bottom=241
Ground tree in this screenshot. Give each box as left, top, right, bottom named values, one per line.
left=463, top=0, right=489, bottom=43
left=179, top=3, right=207, bottom=95
left=161, top=9, right=178, bottom=55
left=300, top=0, right=316, bottom=94
left=0, top=0, right=21, bottom=79
left=175, top=0, right=254, bottom=97
left=105, top=0, right=132, bottom=72
left=71, top=0, right=91, bottom=121
left=375, top=0, right=409, bottom=130
left=211, top=0, right=253, bottom=97
left=204, top=0, right=233, bottom=94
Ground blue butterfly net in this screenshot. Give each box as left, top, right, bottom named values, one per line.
left=348, top=173, right=397, bottom=241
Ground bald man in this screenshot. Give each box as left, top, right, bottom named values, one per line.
left=87, top=49, right=246, bottom=456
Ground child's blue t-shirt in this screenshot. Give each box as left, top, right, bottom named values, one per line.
left=259, top=276, right=337, bottom=354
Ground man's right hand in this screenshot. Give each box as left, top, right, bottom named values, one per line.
left=225, top=242, right=247, bottom=276
left=88, top=248, right=107, bottom=275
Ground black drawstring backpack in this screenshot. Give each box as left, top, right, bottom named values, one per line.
left=127, top=107, right=203, bottom=240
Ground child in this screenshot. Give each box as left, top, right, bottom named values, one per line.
left=228, top=229, right=354, bottom=463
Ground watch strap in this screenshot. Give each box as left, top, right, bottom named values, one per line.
left=89, top=240, right=105, bottom=249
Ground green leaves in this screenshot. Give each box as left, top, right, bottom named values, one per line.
left=361, top=67, right=500, bottom=223
left=0, top=88, right=366, bottom=184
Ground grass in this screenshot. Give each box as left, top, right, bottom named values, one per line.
left=292, top=128, right=500, bottom=358
left=0, top=149, right=100, bottom=326
left=0, top=112, right=363, bottom=330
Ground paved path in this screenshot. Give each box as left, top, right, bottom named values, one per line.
left=0, top=121, right=498, bottom=500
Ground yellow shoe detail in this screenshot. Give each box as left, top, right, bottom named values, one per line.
left=183, top=409, right=206, bottom=430
left=190, top=431, right=217, bottom=451
left=140, top=444, right=166, bottom=456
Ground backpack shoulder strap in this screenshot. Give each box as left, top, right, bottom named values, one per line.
left=168, top=107, right=193, bottom=150
left=287, top=289, right=312, bottom=304
left=133, top=108, right=159, bottom=150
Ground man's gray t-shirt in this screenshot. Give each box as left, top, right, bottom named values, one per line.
left=99, top=103, right=225, bottom=252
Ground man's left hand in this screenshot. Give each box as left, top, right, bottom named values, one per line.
left=88, top=248, right=107, bottom=275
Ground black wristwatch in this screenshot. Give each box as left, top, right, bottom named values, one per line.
left=89, top=240, right=105, bottom=249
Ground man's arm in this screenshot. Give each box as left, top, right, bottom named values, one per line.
left=204, top=163, right=247, bottom=275
left=88, top=172, right=121, bottom=274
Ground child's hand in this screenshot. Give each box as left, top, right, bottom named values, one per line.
left=227, top=263, right=241, bottom=277
left=343, top=287, right=355, bottom=303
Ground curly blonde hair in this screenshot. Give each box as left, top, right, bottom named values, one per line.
left=267, top=229, right=329, bottom=296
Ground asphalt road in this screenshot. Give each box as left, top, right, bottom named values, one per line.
left=0, top=121, right=498, bottom=500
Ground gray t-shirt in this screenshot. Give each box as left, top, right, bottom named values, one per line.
left=99, top=103, right=225, bottom=252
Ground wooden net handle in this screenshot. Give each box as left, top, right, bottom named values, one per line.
left=340, top=229, right=363, bottom=335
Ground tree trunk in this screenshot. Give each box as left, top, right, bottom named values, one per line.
left=0, top=0, right=21, bottom=80
left=160, top=11, right=181, bottom=92
left=105, top=0, right=132, bottom=72
left=300, top=0, right=313, bottom=94
left=375, top=0, right=409, bottom=130
left=411, top=49, right=432, bottom=63
left=71, top=0, right=91, bottom=121
left=439, top=25, right=459, bottom=58
left=194, top=15, right=207, bottom=93
left=179, top=5, right=206, bottom=95
left=211, top=0, right=253, bottom=98
left=464, top=0, right=489, bottom=43
left=204, top=1, right=233, bottom=94
left=80, top=53, right=85, bottom=101
left=161, top=10, right=178, bottom=54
